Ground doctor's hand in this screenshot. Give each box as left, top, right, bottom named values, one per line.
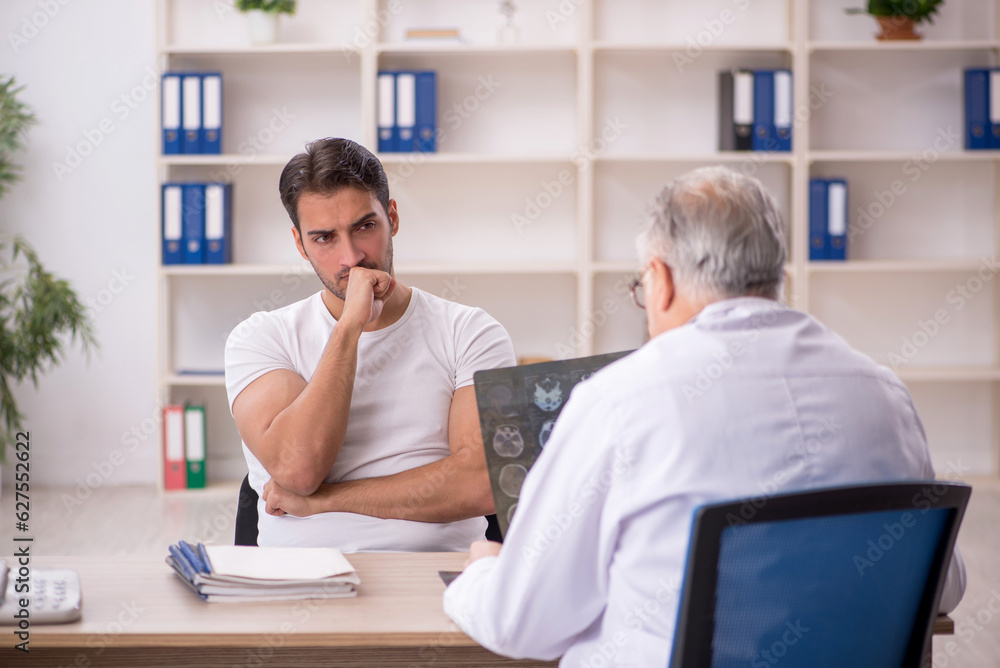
left=263, top=478, right=319, bottom=517
left=463, top=540, right=502, bottom=569
left=341, top=266, right=395, bottom=328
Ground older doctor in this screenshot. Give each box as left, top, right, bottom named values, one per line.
left=442, top=166, right=966, bottom=667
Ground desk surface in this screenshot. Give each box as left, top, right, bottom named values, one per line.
left=24, top=552, right=480, bottom=648
left=7, top=553, right=954, bottom=667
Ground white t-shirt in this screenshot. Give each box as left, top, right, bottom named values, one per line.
left=224, top=288, right=516, bottom=552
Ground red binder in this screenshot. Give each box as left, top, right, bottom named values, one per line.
left=163, top=405, right=188, bottom=490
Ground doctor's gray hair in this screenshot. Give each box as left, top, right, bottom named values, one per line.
left=636, top=166, right=786, bottom=302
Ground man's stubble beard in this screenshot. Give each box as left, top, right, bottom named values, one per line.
left=313, top=237, right=395, bottom=302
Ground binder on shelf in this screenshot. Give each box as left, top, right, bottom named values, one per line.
left=377, top=71, right=396, bottom=153
left=991, top=70, right=1000, bottom=150
left=773, top=69, right=792, bottom=152
left=826, top=179, right=848, bottom=261
left=161, top=73, right=182, bottom=155
left=415, top=71, right=437, bottom=153
left=182, top=73, right=202, bottom=154
left=395, top=72, right=417, bottom=153
left=182, top=184, right=205, bottom=264
left=719, top=69, right=754, bottom=151
left=162, top=183, right=184, bottom=265
left=808, top=178, right=829, bottom=261
left=163, top=405, right=187, bottom=490
left=204, top=183, right=232, bottom=264
left=752, top=70, right=775, bottom=152
left=964, top=69, right=989, bottom=150
left=184, top=405, right=207, bottom=489
left=201, top=73, right=222, bottom=154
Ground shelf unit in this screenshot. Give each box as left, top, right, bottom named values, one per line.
left=156, top=0, right=1000, bottom=486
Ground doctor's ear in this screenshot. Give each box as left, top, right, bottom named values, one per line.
left=647, top=258, right=675, bottom=313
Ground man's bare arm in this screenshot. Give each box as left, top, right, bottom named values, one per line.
left=262, top=385, right=495, bottom=521
left=232, top=267, right=392, bottom=496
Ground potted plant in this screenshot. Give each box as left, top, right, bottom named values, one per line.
left=846, top=0, right=945, bottom=41
left=235, top=0, right=297, bottom=45
left=0, top=77, right=96, bottom=471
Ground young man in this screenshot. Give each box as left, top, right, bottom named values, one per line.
left=443, top=166, right=966, bottom=665
left=224, top=138, right=516, bottom=552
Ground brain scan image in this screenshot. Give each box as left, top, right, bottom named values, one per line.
left=532, top=377, right=564, bottom=412
left=487, top=384, right=514, bottom=406
left=539, top=419, right=555, bottom=448
left=493, top=424, right=524, bottom=457
left=498, top=464, right=528, bottom=498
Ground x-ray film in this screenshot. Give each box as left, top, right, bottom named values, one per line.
left=473, top=350, right=633, bottom=538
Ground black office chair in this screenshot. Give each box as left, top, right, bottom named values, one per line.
left=234, top=474, right=259, bottom=546
left=235, top=473, right=503, bottom=545
left=669, top=482, right=970, bottom=668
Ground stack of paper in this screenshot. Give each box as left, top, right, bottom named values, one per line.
left=166, top=541, right=360, bottom=603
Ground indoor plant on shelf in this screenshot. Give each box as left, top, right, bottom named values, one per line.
left=846, top=0, right=945, bottom=41
left=235, top=0, right=297, bottom=45
left=0, top=76, right=96, bottom=474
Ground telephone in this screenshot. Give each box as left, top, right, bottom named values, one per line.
left=0, top=558, right=83, bottom=624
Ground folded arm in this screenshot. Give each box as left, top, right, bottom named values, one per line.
left=232, top=268, right=391, bottom=496
left=262, top=385, right=494, bottom=522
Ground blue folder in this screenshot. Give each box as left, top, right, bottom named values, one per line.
left=377, top=71, right=396, bottom=153
left=395, top=72, right=416, bottom=152
left=752, top=70, right=775, bottom=152
left=415, top=71, right=437, bottom=152
left=965, top=69, right=990, bottom=150
left=181, top=73, right=202, bottom=154
left=162, top=183, right=184, bottom=265
left=809, top=179, right=829, bottom=261
left=204, top=183, right=232, bottom=264
left=201, top=73, right=222, bottom=154
left=161, top=73, right=182, bottom=155
left=182, top=184, right=205, bottom=264
left=826, top=179, right=848, bottom=261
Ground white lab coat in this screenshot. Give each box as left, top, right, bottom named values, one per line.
left=444, top=297, right=966, bottom=667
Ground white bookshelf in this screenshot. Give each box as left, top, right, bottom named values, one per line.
left=156, top=0, right=1000, bottom=486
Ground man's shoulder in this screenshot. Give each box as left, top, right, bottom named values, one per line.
left=227, top=291, right=325, bottom=349
left=411, top=288, right=502, bottom=329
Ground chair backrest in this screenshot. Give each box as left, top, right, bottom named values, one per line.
left=234, top=474, right=259, bottom=546
left=669, top=482, right=970, bottom=668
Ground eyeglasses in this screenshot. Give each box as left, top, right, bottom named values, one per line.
left=628, top=272, right=645, bottom=310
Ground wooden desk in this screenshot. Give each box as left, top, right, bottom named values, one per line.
left=0, top=553, right=557, bottom=668
left=0, top=554, right=954, bottom=667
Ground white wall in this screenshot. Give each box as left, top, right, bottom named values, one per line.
left=0, top=0, right=159, bottom=487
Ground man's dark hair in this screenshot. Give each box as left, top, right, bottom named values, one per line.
left=278, top=138, right=391, bottom=231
